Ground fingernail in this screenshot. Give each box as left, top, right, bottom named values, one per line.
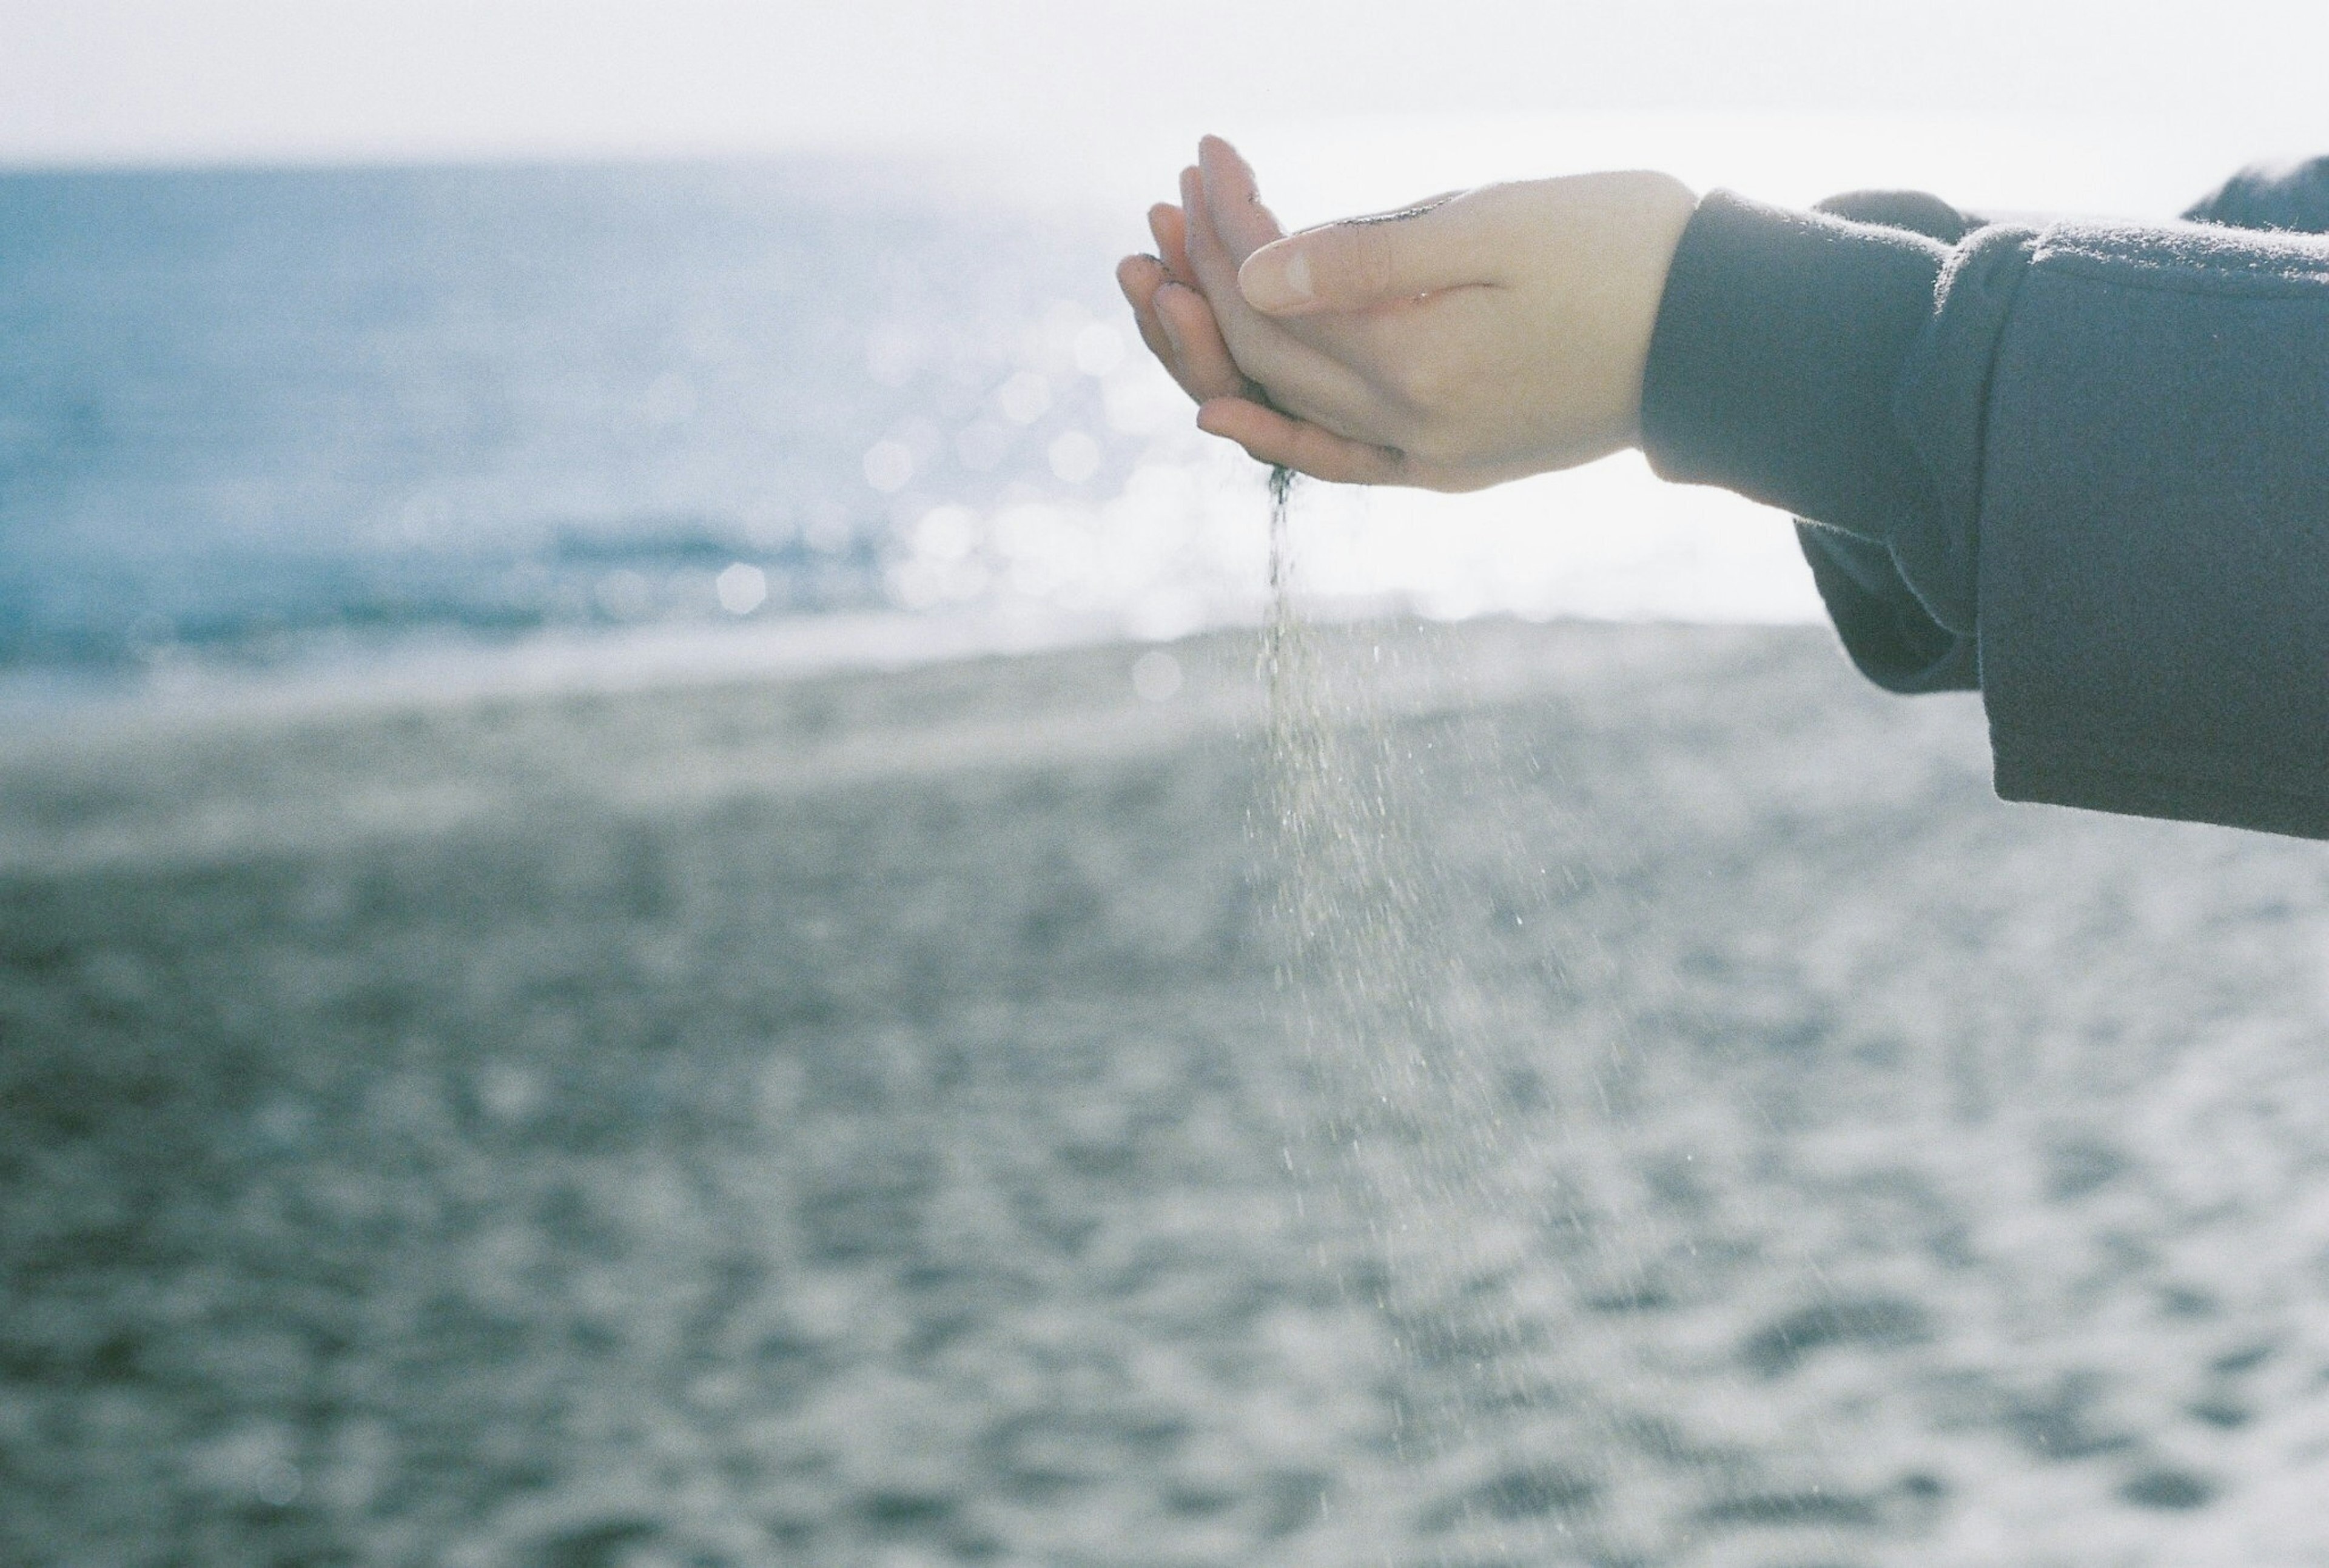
left=1240, top=247, right=1312, bottom=312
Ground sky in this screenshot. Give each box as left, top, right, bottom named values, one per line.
left=4, top=0, right=2326, bottom=174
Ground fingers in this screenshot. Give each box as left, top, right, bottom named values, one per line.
left=1118, top=253, right=1244, bottom=404
left=1114, top=253, right=1184, bottom=389
left=1140, top=195, right=1225, bottom=399
left=1148, top=200, right=1195, bottom=285
left=1125, top=246, right=1411, bottom=481
left=1195, top=397, right=1408, bottom=486
left=1153, top=280, right=1250, bottom=402
left=1120, top=146, right=1455, bottom=454
left=1238, top=189, right=1499, bottom=316
left=1195, top=135, right=1284, bottom=263
left=1180, top=165, right=1389, bottom=435
left=1120, top=230, right=1259, bottom=404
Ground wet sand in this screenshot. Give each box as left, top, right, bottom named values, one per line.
left=5, top=619, right=2328, bottom=1567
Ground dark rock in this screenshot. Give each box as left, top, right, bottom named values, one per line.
left=1420, top=1465, right=1599, bottom=1531
left=1698, top=1489, right=1880, bottom=1527
left=2211, top=1344, right=2273, bottom=1376
left=2004, top=1376, right=2134, bottom=1460
left=531, top=1518, right=662, bottom=1568
left=1741, top=1299, right=1932, bottom=1376
left=2120, top=1470, right=2215, bottom=1511
left=859, top=1490, right=955, bottom=1531
left=2043, top=1138, right=2128, bottom=1200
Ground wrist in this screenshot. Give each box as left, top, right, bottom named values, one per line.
left=1617, top=173, right=1702, bottom=447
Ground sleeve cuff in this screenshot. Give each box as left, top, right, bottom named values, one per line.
left=1795, top=523, right=1977, bottom=693
left=1638, top=192, right=1949, bottom=544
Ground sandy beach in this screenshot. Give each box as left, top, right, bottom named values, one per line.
left=7, top=618, right=2329, bottom=1568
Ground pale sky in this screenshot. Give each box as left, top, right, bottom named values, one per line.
left=3, top=0, right=2325, bottom=171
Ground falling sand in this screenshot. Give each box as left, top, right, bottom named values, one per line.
left=1255, top=466, right=1622, bottom=1558
left=1254, top=466, right=1874, bottom=1563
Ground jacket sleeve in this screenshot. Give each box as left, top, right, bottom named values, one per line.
left=1790, top=190, right=1981, bottom=695
left=1639, top=166, right=2329, bottom=839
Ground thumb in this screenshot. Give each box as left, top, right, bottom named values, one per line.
left=1237, top=192, right=1485, bottom=315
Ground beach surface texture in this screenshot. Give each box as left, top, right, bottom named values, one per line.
left=5, top=619, right=2328, bottom=1567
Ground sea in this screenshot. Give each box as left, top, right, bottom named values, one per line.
left=0, top=163, right=1120, bottom=682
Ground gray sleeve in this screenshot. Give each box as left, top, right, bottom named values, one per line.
left=1790, top=190, right=1989, bottom=695
left=1642, top=184, right=2329, bottom=837
left=1960, top=223, right=2329, bottom=836
left=1798, top=158, right=2329, bottom=705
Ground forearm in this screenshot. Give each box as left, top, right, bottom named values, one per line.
left=1639, top=189, right=2329, bottom=838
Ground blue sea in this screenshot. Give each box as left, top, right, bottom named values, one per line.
left=0, top=160, right=1186, bottom=683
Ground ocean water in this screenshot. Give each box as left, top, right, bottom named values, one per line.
left=0, top=160, right=1194, bottom=678
left=0, top=155, right=1824, bottom=702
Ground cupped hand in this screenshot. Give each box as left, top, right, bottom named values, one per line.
left=1117, top=137, right=1699, bottom=491
left=1116, top=197, right=1251, bottom=406
left=1117, top=141, right=1413, bottom=482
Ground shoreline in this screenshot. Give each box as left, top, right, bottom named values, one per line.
left=0, top=616, right=1828, bottom=882
left=0, top=591, right=1820, bottom=743
left=0, top=608, right=1137, bottom=737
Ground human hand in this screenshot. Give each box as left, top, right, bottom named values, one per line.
left=1117, top=145, right=1409, bottom=477
left=1118, top=138, right=1698, bottom=491
left=1115, top=176, right=1262, bottom=410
